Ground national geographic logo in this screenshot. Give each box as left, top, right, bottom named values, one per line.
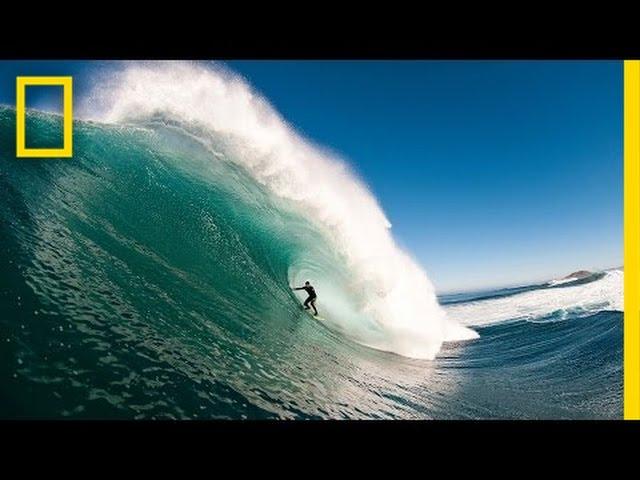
left=15, top=76, right=73, bottom=158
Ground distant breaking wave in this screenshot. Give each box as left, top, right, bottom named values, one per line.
left=445, top=269, right=622, bottom=327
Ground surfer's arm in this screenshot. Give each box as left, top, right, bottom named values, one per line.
left=292, top=286, right=303, bottom=290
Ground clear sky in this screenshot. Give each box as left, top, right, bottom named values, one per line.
left=0, top=60, right=623, bottom=292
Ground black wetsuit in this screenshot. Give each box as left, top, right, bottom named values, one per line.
left=301, top=285, right=316, bottom=299
left=295, top=285, right=318, bottom=314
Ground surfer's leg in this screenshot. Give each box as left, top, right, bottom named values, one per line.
left=311, top=299, right=318, bottom=315
left=303, top=297, right=311, bottom=309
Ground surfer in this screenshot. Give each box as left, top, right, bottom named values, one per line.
left=293, top=281, right=318, bottom=316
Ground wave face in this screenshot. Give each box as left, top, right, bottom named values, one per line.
left=79, top=61, right=477, bottom=359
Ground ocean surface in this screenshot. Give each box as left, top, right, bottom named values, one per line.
left=0, top=64, right=623, bottom=419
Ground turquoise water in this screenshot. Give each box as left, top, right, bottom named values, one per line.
left=0, top=107, right=622, bottom=419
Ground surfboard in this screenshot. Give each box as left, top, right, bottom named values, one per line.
left=301, top=305, right=322, bottom=320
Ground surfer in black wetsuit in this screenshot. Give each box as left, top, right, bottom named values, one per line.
left=293, top=281, right=318, bottom=316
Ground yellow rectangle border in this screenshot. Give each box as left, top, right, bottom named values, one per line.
left=16, top=76, right=73, bottom=158
left=625, top=60, right=640, bottom=420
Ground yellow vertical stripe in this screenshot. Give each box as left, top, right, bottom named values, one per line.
left=63, top=78, right=73, bottom=157
left=624, top=60, right=640, bottom=420
left=15, top=77, right=25, bottom=156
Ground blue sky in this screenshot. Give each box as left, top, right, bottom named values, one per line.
left=0, top=61, right=622, bottom=292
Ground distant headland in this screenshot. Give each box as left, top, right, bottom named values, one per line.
left=561, top=270, right=593, bottom=280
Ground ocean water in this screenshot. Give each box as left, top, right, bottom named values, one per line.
left=0, top=63, right=623, bottom=419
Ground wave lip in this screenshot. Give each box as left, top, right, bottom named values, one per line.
left=81, top=61, right=477, bottom=360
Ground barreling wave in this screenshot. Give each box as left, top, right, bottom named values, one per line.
left=78, top=61, right=477, bottom=359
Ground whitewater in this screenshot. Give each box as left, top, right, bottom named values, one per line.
left=446, top=269, right=623, bottom=327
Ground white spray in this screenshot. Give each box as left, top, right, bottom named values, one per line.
left=83, top=61, right=478, bottom=359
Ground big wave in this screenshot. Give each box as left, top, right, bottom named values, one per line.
left=80, top=61, right=478, bottom=359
